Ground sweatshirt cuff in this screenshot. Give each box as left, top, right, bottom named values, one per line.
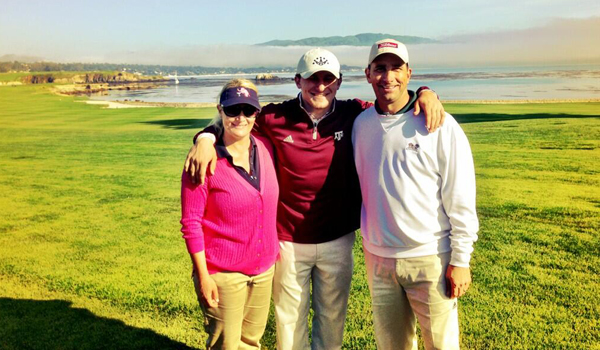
left=193, top=132, right=216, bottom=145
left=450, top=251, right=471, bottom=268
left=416, top=86, right=439, bottom=100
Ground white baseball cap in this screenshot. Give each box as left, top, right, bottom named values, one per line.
left=368, top=39, right=409, bottom=66
left=296, top=48, right=341, bottom=79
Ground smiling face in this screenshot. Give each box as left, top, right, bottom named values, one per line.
left=365, top=53, right=412, bottom=113
left=217, top=104, right=256, bottom=143
left=294, top=71, right=341, bottom=114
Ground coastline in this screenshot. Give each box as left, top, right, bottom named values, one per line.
left=83, top=98, right=600, bottom=109
left=53, top=81, right=166, bottom=96
left=45, top=66, right=600, bottom=107
left=80, top=100, right=216, bottom=109
left=441, top=98, right=600, bottom=104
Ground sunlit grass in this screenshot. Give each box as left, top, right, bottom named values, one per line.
left=0, top=84, right=598, bottom=349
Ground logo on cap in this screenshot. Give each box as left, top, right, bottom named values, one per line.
left=378, top=42, right=398, bottom=49
left=406, top=143, right=420, bottom=152
left=313, top=57, right=329, bottom=66
left=237, top=87, right=250, bottom=97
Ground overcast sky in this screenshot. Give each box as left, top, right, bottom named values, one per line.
left=1, top=0, right=599, bottom=67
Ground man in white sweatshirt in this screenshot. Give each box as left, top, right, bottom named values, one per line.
left=352, top=39, right=479, bottom=350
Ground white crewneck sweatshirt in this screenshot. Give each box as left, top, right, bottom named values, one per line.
left=352, top=106, right=479, bottom=267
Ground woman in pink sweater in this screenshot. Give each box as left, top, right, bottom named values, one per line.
left=180, top=79, right=279, bottom=349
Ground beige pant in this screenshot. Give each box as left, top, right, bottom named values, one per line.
left=193, top=266, right=275, bottom=350
left=364, top=249, right=460, bottom=350
left=272, top=232, right=355, bottom=350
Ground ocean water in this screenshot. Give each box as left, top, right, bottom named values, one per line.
left=92, top=64, right=600, bottom=103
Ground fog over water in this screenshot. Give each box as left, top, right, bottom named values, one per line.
left=84, top=17, right=600, bottom=103
left=87, top=17, right=600, bottom=69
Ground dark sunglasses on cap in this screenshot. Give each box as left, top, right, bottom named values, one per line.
left=221, top=104, right=259, bottom=118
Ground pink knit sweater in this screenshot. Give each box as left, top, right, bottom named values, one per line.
left=180, top=136, right=279, bottom=276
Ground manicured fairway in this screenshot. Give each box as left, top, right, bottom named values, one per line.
left=0, top=84, right=598, bottom=349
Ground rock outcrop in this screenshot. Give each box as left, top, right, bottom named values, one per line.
left=255, top=73, right=276, bottom=80
left=22, top=72, right=165, bottom=85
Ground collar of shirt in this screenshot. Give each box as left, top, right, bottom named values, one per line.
left=215, top=134, right=257, bottom=161
left=215, top=134, right=260, bottom=191
left=374, top=90, right=417, bottom=116
left=297, top=93, right=337, bottom=123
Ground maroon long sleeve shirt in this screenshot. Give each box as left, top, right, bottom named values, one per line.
left=198, top=96, right=371, bottom=244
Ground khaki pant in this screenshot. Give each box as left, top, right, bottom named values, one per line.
left=193, top=266, right=275, bottom=350
left=364, top=249, right=460, bottom=350
left=272, top=232, right=355, bottom=350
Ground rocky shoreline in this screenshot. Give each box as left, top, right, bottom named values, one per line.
left=55, top=72, right=166, bottom=96
left=53, top=81, right=167, bottom=96
left=84, top=100, right=216, bottom=108
left=0, top=71, right=168, bottom=96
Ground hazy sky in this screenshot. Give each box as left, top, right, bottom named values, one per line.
left=1, top=0, right=599, bottom=67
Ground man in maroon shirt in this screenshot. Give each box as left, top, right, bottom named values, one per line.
left=185, top=48, right=445, bottom=350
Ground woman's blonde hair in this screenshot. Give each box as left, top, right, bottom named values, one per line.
left=209, top=79, right=259, bottom=133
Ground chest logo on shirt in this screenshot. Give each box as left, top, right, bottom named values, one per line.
left=334, top=131, right=344, bottom=141
left=283, top=135, right=294, bottom=143
left=406, top=143, right=420, bottom=152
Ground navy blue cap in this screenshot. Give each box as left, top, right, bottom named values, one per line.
left=219, top=87, right=261, bottom=111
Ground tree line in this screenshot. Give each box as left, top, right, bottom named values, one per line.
left=0, top=61, right=361, bottom=76
left=0, top=61, right=301, bottom=76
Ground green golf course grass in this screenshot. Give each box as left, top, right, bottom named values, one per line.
left=0, top=82, right=598, bottom=349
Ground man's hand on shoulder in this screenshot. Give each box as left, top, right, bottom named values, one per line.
left=445, top=265, right=471, bottom=299
left=414, top=90, right=445, bottom=133
left=184, top=138, right=217, bottom=185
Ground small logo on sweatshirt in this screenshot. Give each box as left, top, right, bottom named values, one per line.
left=406, top=143, right=420, bottom=152
left=334, top=131, right=344, bottom=141
left=283, top=135, right=294, bottom=143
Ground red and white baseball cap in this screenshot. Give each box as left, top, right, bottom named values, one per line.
left=368, top=39, right=409, bottom=66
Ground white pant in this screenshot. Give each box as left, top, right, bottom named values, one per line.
left=364, top=248, right=460, bottom=350
left=272, top=232, right=355, bottom=350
